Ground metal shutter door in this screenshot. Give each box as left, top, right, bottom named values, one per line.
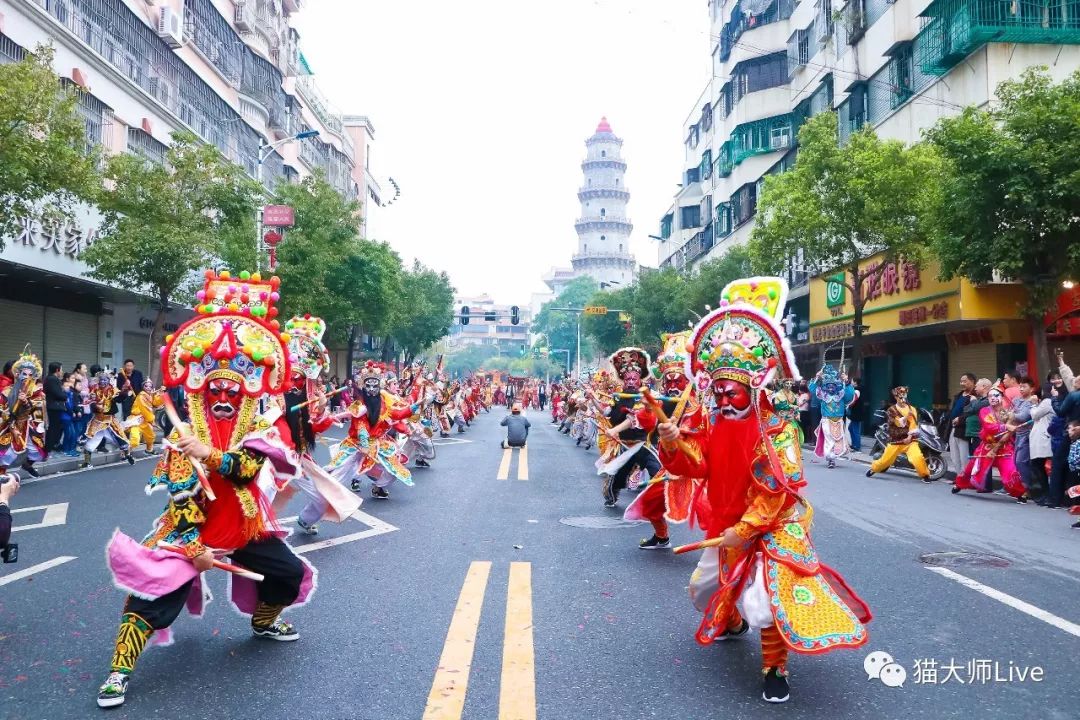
left=122, top=332, right=152, bottom=375
left=949, top=342, right=998, bottom=384
left=44, top=307, right=99, bottom=371
left=0, top=299, right=45, bottom=369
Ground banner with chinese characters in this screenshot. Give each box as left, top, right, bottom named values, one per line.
left=808, top=253, right=1024, bottom=342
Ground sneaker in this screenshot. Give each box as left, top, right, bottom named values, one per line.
left=639, top=534, right=670, bottom=550
left=415, top=459, right=430, bottom=468
left=297, top=519, right=319, bottom=536
left=252, top=617, right=299, bottom=642
left=126, top=454, right=135, bottom=466
left=921, top=477, right=932, bottom=484
left=22, top=464, right=40, bottom=478
left=951, top=485, right=961, bottom=494
left=826, top=459, right=835, bottom=469
left=1015, top=494, right=1029, bottom=504
left=864, top=469, right=874, bottom=478
left=350, top=479, right=362, bottom=492
left=1072, top=520, right=1080, bottom=529
left=762, top=667, right=790, bottom=703
left=97, top=671, right=129, bottom=708
left=715, top=619, right=750, bottom=641
left=371, top=486, right=390, bottom=500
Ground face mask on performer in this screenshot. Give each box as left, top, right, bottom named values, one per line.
left=290, top=370, right=306, bottom=392
left=207, top=378, right=242, bottom=420
left=663, top=370, right=688, bottom=395
left=363, top=377, right=381, bottom=397
left=143, top=379, right=155, bottom=393
left=988, top=389, right=1004, bottom=408
left=712, top=378, right=753, bottom=420
left=622, top=370, right=642, bottom=392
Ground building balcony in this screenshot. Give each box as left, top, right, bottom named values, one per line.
left=581, top=158, right=627, bottom=171
left=572, top=252, right=636, bottom=264
left=577, top=186, right=630, bottom=202
left=295, top=75, right=355, bottom=158
left=574, top=216, right=634, bottom=232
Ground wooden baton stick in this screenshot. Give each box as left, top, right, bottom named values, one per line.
left=290, top=385, right=346, bottom=412
left=673, top=536, right=728, bottom=555
left=157, top=542, right=264, bottom=582
left=641, top=388, right=695, bottom=457
left=161, top=393, right=216, bottom=502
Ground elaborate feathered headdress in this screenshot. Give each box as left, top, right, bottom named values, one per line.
left=12, top=345, right=42, bottom=381
left=358, top=360, right=386, bottom=385
left=654, top=331, right=691, bottom=378
left=608, top=347, right=651, bottom=381
left=159, top=269, right=290, bottom=396
left=686, top=276, right=799, bottom=390
left=284, top=314, right=330, bottom=381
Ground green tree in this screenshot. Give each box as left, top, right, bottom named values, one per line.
left=444, top=344, right=500, bottom=376
left=581, top=286, right=634, bottom=355
left=532, top=276, right=598, bottom=371
left=925, top=68, right=1080, bottom=369
left=748, top=112, right=942, bottom=377
left=384, top=261, right=455, bottom=367
left=685, top=244, right=754, bottom=314
left=621, top=268, right=691, bottom=355
left=0, top=44, right=100, bottom=248
left=82, top=131, right=261, bottom=380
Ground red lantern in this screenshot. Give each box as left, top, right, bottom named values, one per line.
left=263, top=230, right=283, bottom=247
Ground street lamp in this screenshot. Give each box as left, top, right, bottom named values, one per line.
left=255, top=130, right=320, bottom=272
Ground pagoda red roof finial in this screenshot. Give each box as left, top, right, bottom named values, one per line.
left=596, top=116, right=612, bottom=134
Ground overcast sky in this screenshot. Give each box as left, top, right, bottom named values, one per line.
left=292, top=0, right=710, bottom=304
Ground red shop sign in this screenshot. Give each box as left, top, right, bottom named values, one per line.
left=262, top=205, right=295, bottom=227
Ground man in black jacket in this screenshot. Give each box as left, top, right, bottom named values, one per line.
left=115, top=359, right=143, bottom=420
left=44, top=362, right=67, bottom=453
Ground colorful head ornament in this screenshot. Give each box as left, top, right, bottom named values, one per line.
left=12, top=346, right=42, bottom=381
left=608, top=347, right=651, bottom=381
left=159, top=270, right=290, bottom=397
left=687, top=276, right=799, bottom=390
left=284, top=314, right=330, bottom=381
left=654, top=332, right=691, bottom=379
left=891, top=385, right=909, bottom=401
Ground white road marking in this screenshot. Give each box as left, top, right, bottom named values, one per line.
left=925, top=566, right=1080, bottom=639
left=19, top=455, right=157, bottom=484
left=291, top=510, right=398, bottom=554
left=11, top=503, right=69, bottom=532
left=434, top=438, right=473, bottom=446
left=0, top=556, right=77, bottom=587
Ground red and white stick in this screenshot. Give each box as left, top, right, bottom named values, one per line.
left=157, top=542, right=264, bottom=582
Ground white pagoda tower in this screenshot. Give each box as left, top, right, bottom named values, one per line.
left=572, top=117, right=636, bottom=288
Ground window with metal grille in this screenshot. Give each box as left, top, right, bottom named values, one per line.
left=701, top=149, right=713, bottom=180
left=888, top=43, right=914, bottom=109
left=63, top=79, right=111, bottom=155
left=127, top=127, right=168, bottom=165
left=733, top=183, right=758, bottom=227
left=680, top=205, right=702, bottom=229
left=0, top=32, right=26, bottom=64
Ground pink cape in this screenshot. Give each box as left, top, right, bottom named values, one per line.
left=106, top=529, right=317, bottom=646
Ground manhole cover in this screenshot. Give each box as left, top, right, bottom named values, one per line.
left=919, top=551, right=1010, bottom=568
left=559, top=515, right=642, bottom=529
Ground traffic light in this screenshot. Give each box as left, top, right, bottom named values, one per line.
left=485, top=310, right=497, bottom=323
left=510, top=305, right=520, bottom=325
left=460, top=306, right=470, bottom=325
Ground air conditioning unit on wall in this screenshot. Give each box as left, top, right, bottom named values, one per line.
left=157, top=7, right=184, bottom=48
left=235, top=2, right=254, bottom=31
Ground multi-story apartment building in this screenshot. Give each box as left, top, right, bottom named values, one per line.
left=0, top=0, right=371, bottom=375
left=447, top=295, right=532, bottom=357
left=654, top=0, right=1080, bottom=411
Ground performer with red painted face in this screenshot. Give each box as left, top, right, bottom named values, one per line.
left=595, top=347, right=658, bottom=508
left=97, top=270, right=316, bottom=709
left=623, top=331, right=708, bottom=550
left=326, top=361, right=416, bottom=499
left=657, top=277, right=870, bottom=704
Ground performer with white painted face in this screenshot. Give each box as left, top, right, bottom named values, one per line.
left=326, top=361, right=416, bottom=499
left=82, top=371, right=135, bottom=468
left=657, top=276, right=870, bottom=704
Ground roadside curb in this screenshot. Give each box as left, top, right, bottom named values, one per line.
left=13, top=444, right=162, bottom=484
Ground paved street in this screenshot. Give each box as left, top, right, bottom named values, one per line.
left=2, top=408, right=1079, bottom=720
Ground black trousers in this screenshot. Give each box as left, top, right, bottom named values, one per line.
left=1048, top=440, right=1072, bottom=506
left=612, top=447, right=661, bottom=493
left=45, top=409, right=64, bottom=452
left=124, top=536, right=305, bottom=630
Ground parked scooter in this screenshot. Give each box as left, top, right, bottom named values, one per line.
left=869, top=408, right=949, bottom=481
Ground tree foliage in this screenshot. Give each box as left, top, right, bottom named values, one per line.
left=925, top=67, right=1080, bottom=368
left=531, top=276, right=599, bottom=367
left=82, top=131, right=261, bottom=380
left=0, top=44, right=100, bottom=248
left=748, top=111, right=942, bottom=376
left=384, top=261, right=456, bottom=365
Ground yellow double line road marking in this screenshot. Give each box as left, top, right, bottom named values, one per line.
left=423, top=561, right=536, bottom=720
left=500, top=562, right=536, bottom=720
left=496, top=447, right=529, bottom=481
